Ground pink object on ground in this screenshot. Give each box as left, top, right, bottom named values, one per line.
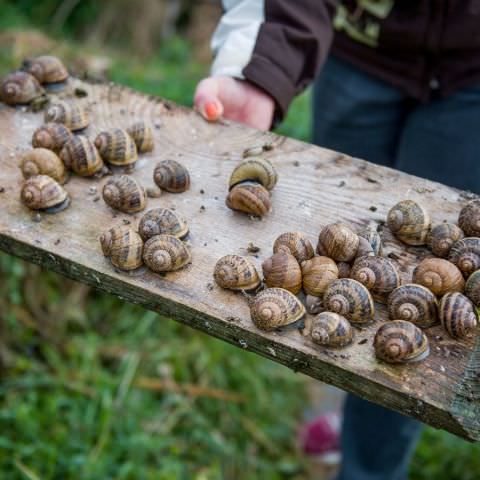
left=299, top=411, right=341, bottom=461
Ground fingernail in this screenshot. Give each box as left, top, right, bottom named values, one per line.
left=204, top=101, right=220, bottom=121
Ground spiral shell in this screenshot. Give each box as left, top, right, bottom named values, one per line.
left=337, top=262, right=351, bottom=279
left=273, top=232, right=314, bottom=264
left=350, top=256, right=401, bottom=296
left=311, top=312, right=353, bottom=348
left=387, top=284, right=438, bottom=328
left=127, top=121, right=154, bottom=153
left=1, top=71, right=43, bottom=105
left=387, top=200, right=431, bottom=245
left=374, top=320, right=429, bottom=364
left=448, top=237, right=480, bottom=278
left=358, top=227, right=383, bottom=256
left=250, top=287, right=305, bottom=331
left=94, top=128, right=138, bottom=166
left=138, top=208, right=188, bottom=241
left=427, top=223, right=464, bottom=258
left=142, top=234, right=191, bottom=272
left=100, top=226, right=143, bottom=271
left=465, top=270, right=480, bottom=307
left=439, top=292, right=478, bottom=339
left=301, top=256, right=339, bottom=296
left=226, top=181, right=271, bottom=217
left=412, top=258, right=465, bottom=296
left=262, top=252, right=302, bottom=294
left=32, top=123, right=71, bottom=152
left=229, top=157, right=278, bottom=191
left=60, top=136, right=104, bottom=176
left=213, top=254, right=261, bottom=291
left=20, top=148, right=68, bottom=184
left=20, top=175, right=69, bottom=212
left=458, top=199, right=480, bottom=237
left=153, top=159, right=190, bottom=193
left=44, top=100, right=89, bottom=131
left=323, top=278, right=374, bottom=324
left=23, top=55, right=68, bottom=84
left=317, top=223, right=359, bottom=262
left=102, top=175, right=146, bottom=213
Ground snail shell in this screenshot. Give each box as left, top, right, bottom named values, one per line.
left=20, top=148, right=68, bottom=184
left=94, top=128, right=138, bottom=166
left=337, top=262, right=351, bottom=279
left=458, top=199, right=480, bottom=237
left=427, top=223, right=464, bottom=258
left=44, top=100, right=89, bottom=131
left=1, top=71, right=44, bottom=105
left=323, top=278, right=374, bottom=324
left=213, top=254, right=261, bottom=291
left=317, top=223, right=359, bottom=262
left=102, top=175, right=146, bottom=213
left=229, top=157, right=278, bottom=191
left=127, top=121, right=154, bottom=153
left=387, top=284, right=438, bottom=328
left=439, top=292, right=478, bottom=339
left=311, top=312, right=353, bottom=348
left=60, top=136, right=104, bottom=177
left=412, top=258, right=465, bottom=296
left=387, top=200, right=431, bottom=245
left=142, top=234, right=191, bottom=272
left=350, top=256, right=401, bottom=295
left=465, top=270, right=480, bottom=307
left=20, top=174, right=69, bottom=212
left=374, top=320, right=429, bottom=364
left=153, top=159, right=190, bottom=193
left=100, top=226, right=143, bottom=271
left=226, top=181, right=271, bottom=217
left=448, top=237, right=480, bottom=278
left=273, top=232, right=314, bottom=264
left=355, top=236, right=374, bottom=258
left=250, top=287, right=305, bottom=331
left=32, top=122, right=72, bottom=153
left=138, top=208, right=188, bottom=241
left=358, top=227, right=382, bottom=256
left=262, top=252, right=302, bottom=294
left=301, top=256, right=339, bottom=296
left=23, top=55, right=68, bottom=84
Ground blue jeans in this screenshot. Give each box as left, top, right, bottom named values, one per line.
left=312, top=55, right=480, bottom=480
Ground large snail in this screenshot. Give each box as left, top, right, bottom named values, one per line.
left=301, top=256, right=338, bottom=296
left=458, top=199, right=480, bottom=237
left=412, top=258, right=465, bottom=296
left=427, top=223, right=464, bottom=258
left=153, top=159, right=190, bottom=193
left=465, top=270, right=480, bottom=307
left=311, top=312, right=353, bottom=348
left=229, top=157, right=278, bottom=191
left=439, top=292, right=478, bottom=339
left=142, top=234, right=191, bottom=272
left=1, top=71, right=44, bottom=105
left=20, top=148, right=68, bottom=184
left=127, top=121, right=154, bottom=153
left=273, top=232, right=314, bottom=264
left=94, top=128, right=138, bottom=167
left=213, top=254, right=261, bottom=291
left=226, top=181, right=271, bottom=217
left=387, top=200, right=431, bottom=245
left=317, top=223, right=359, bottom=262
left=102, top=175, right=147, bottom=213
left=100, top=225, right=144, bottom=271
left=262, top=252, right=302, bottom=294
left=138, top=208, right=189, bottom=241
left=60, top=136, right=105, bottom=177
left=20, top=175, right=70, bottom=213
left=448, top=237, right=480, bottom=278
left=44, top=100, right=89, bottom=131
left=23, top=55, right=68, bottom=85
left=32, top=123, right=71, bottom=153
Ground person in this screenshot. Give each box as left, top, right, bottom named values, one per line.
left=194, top=2, right=480, bottom=479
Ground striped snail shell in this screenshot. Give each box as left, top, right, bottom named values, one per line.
left=32, top=123, right=71, bottom=153
left=387, top=200, right=431, bottom=245
left=311, top=312, right=353, bottom=348
left=20, top=148, right=68, bottom=184
left=358, top=227, right=382, bottom=256
left=127, top=121, right=154, bottom=153
left=317, top=223, right=359, bottom=262
left=465, top=270, right=480, bottom=307
left=95, top=128, right=138, bottom=166
left=20, top=175, right=69, bottom=212
left=412, top=258, right=465, bottom=296
left=439, top=292, right=478, bottom=339
left=23, top=55, right=68, bottom=84
left=44, top=100, right=89, bottom=131
left=100, top=226, right=143, bottom=271
left=273, top=231, right=314, bottom=264
left=458, top=199, right=480, bottom=237
left=1, top=71, right=43, bottom=105
left=226, top=181, right=271, bottom=217
left=374, top=320, right=429, bottom=364
left=301, top=256, right=339, bottom=296
left=229, top=157, right=278, bottom=191
left=213, top=254, right=261, bottom=291
left=337, top=262, right=351, bottom=279
left=262, top=252, right=302, bottom=294
left=350, top=256, right=401, bottom=296
left=427, top=223, right=464, bottom=258
left=138, top=208, right=188, bottom=241
left=448, top=237, right=480, bottom=278
left=323, top=278, right=374, bottom=324
left=387, top=284, right=438, bottom=328
left=250, top=287, right=305, bottom=331
left=153, top=159, right=190, bottom=193
left=142, top=234, right=191, bottom=272
left=60, top=136, right=105, bottom=177
left=102, top=175, right=146, bottom=213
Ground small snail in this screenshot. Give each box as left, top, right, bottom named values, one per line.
left=213, top=254, right=261, bottom=291
left=229, top=157, right=278, bottom=191
left=305, top=295, right=324, bottom=315
left=412, top=258, right=465, bottom=296
left=60, top=136, right=105, bottom=177
left=102, top=175, right=146, bottom=213
left=138, top=208, right=189, bottom=241
left=32, top=123, right=71, bottom=153
left=374, top=320, right=429, bottom=364
left=387, top=200, right=431, bottom=245
left=358, top=227, right=383, bottom=256
left=427, top=223, right=464, bottom=258
left=317, top=223, right=359, bottom=262
left=127, top=121, right=154, bottom=153
left=100, top=225, right=143, bottom=271
left=301, top=256, right=338, bottom=296
left=1, top=71, right=43, bottom=105
left=448, top=237, right=480, bottom=278
left=20, top=148, right=68, bottom=184
left=262, top=252, right=302, bottom=294
left=465, top=270, right=480, bottom=307
left=20, top=175, right=69, bottom=212
left=323, top=278, right=374, bottom=324
left=439, top=292, right=478, bottom=339
left=23, top=55, right=68, bottom=84
left=337, top=262, right=351, bottom=279
left=387, top=284, right=438, bottom=328
left=143, top=234, right=191, bottom=272
left=350, top=256, right=401, bottom=297
left=226, top=181, right=271, bottom=217
left=94, top=128, right=138, bottom=167
left=458, top=199, right=480, bottom=237
left=44, top=100, right=89, bottom=131
left=249, top=287, right=305, bottom=331
left=153, top=159, right=190, bottom=193
left=311, top=312, right=353, bottom=348
left=273, top=232, right=314, bottom=264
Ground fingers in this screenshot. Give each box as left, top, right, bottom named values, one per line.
left=194, top=78, right=224, bottom=122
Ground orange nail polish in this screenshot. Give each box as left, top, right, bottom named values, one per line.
left=205, top=101, right=219, bottom=120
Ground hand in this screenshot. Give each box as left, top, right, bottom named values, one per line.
left=194, top=76, right=275, bottom=131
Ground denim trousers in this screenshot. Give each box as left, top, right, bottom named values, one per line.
left=312, top=55, right=480, bottom=480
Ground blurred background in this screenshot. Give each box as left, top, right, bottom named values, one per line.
left=0, top=1, right=479, bottom=479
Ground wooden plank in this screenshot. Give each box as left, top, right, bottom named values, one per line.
left=0, top=79, right=478, bottom=441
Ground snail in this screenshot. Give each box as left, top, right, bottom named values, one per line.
left=305, top=295, right=324, bottom=315
left=317, top=223, right=359, bottom=262
left=355, top=236, right=374, bottom=258
left=358, top=227, right=383, bottom=256
left=448, top=237, right=480, bottom=278
left=374, top=320, right=429, bottom=364
left=100, top=225, right=144, bottom=271
left=60, top=135, right=105, bottom=177
left=127, top=121, right=154, bottom=153
left=301, top=256, right=339, bottom=296
left=153, top=159, right=190, bottom=193
left=142, top=234, right=191, bottom=272
left=412, top=258, right=465, bottom=296
left=273, top=232, right=314, bottom=264
left=226, top=181, right=271, bottom=217
left=138, top=208, right=189, bottom=241
left=32, top=123, right=71, bottom=153
left=20, top=148, right=68, bottom=184
left=387, top=200, right=431, bottom=245
left=458, top=199, right=480, bottom=237
left=20, top=175, right=70, bottom=213
left=213, top=254, right=261, bottom=291
left=262, top=252, right=302, bottom=294
left=94, top=128, right=138, bottom=167
left=323, top=278, right=374, bottom=324
left=465, top=270, right=480, bottom=307
left=427, top=223, right=464, bottom=258
left=229, top=157, right=278, bottom=191
left=387, top=284, right=438, bottom=328
left=311, top=312, right=353, bottom=348
left=44, top=100, right=89, bottom=131
left=22, top=55, right=68, bottom=84
left=102, top=175, right=146, bottom=213
left=337, top=262, right=351, bottom=279
left=1, top=71, right=44, bottom=105
left=439, top=292, right=478, bottom=339
left=249, top=287, right=305, bottom=331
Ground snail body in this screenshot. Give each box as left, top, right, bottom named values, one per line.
left=311, top=312, right=353, bottom=348
left=143, top=234, right=191, bottom=272
left=226, top=181, right=271, bottom=217
left=20, top=148, right=68, bottom=184
left=20, top=175, right=69, bottom=212
left=138, top=208, right=188, bottom=241
left=427, top=223, right=464, bottom=258
left=350, top=256, right=401, bottom=297
left=94, top=128, right=138, bottom=166
left=448, top=237, right=480, bottom=278
left=229, top=157, right=278, bottom=191
left=305, top=295, right=324, bottom=315
left=153, top=159, right=190, bottom=193
left=60, top=136, right=105, bottom=177
left=262, top=252, right=302, bottom=294
left=387, top=200, right=431, bottom=245
left=23, top=55, right=68, bottom=84
left=273, top=232, right=314, bottom=264
left=465, top=270, right=480, bottom=307
left=102, top=175, right=146, bottom=213
left=32, top=123, right=71, bottom=153
left=44, top=100, right=89, bottom=131
left=317, top=223, right=359, bottom=262
left=412, top=258, right=465, bottom=296
left=213, top=254, right=261, bottom=291
left=439, top=292, right=478, bottom=339
left=301, top=256, right=339, bottom=296
left=100, top=226, right=143, bottom=271
left=458, top=199, right=480, bottom=237
left=1, top=71, right=43, bottom=105
left=127, top=121, right=154, bottom=153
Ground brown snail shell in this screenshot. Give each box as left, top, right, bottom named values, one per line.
left=301, top=256, right=339, bottom=296
left=20, top=148, right=68, bottom=184
left=153, top=159, right=190, bottom=193
left=1, top=71, right=44, bottom=105
left=32, top=123, right=71, bottom=153
left=350, top=256, right=401, bottom=296
left=100, top=226, right=143, bottom=271
left=95, top=128, right=138, bottom=166
left=20, top=174, right=69, bottom=212
left=23, top=55, right=68, bottom=84
left=427, top=223, right=464, bottom=258
left=60, top=136, right=104, bottom=177
left=138, top=208, right=188, bottom=241
left=229, top=157, right=278, bottom=191
left=262, top=252, right=302, bottom=294
left=358, top=227, right=383, bottom=256
left=439, top=292, right=478, bottom=339
left=311, top=312, right=353, bottom=348
left=44, top=100, right=89, bottom=131
left=317, top=223, right=359, bottom=262
left=374, top=320, right=429, bottom=364
left=273, top=232, right=314, bottom=264
left=458, top=199, right=480, bottom=237
left=102, top=175, right=146, bottom=213
left=337, top=262, right=351, bottom=279
left=250, top=287, right=305, bottom=331
left=127, top=121, right=154, bottom=153
left=323, top=278, right=374, bottom=324
left=387, top=284, right=438, bottom=328
left=387, top=200, right=431, bottom=245
left=213, top=254, right=261, bottom=291
left=142, top=234, right=191, bottom=272
left=465, top=270, right=480, bottom=307
left=226, top=181, right=271, bottom=217
left=412, top=258, right=465, bottom=296
left=448, top=237, right=480, bottom=278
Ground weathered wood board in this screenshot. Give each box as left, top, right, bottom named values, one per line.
left=0, top=80, right=478, bottom=441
